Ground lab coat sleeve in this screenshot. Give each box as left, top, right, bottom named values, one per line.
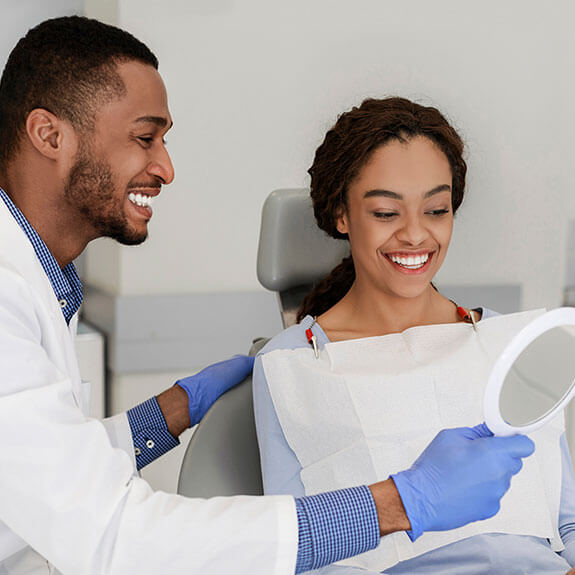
left=101, top=412, right=138, bottom=472
left=0, top=266, right=298, bottom=575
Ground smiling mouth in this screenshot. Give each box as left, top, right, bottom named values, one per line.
left=385, top=252, right=432, bottom=270
left=128, top=192, right=155, bottom=209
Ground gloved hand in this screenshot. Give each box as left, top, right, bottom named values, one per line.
left=391, top=423, right=535, bottom=541
left=175, top=355, right=254, bottom=427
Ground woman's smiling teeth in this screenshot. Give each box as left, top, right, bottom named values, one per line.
left=387, top=252, right=430, bottom=269
left=128, top=192, right=154, bottom=208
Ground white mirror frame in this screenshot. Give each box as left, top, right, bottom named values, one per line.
left=484, top=307, right=575, bottom=436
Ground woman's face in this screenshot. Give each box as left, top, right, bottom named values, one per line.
left=336, top=136, right=454, bottom=300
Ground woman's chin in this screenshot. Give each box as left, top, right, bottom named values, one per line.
left=379, top=279, right=436, bottom=301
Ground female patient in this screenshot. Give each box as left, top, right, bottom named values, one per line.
left=253, top=97, right=575, bottom=574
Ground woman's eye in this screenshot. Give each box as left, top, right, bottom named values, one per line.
left=372, top=211, right=398, bottom=220
left=426, top=209, right=450, bottom=216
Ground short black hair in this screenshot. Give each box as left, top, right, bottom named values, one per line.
left=0, top=15, right=158, bottom=168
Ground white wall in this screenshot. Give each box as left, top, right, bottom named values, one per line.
left=85, top=0, right=575, bottom=311
left=81, top=0, right=575, bottom=492
left=1, top=0, right=573, bottom=494
left=0, top=1, right=83, bottom=61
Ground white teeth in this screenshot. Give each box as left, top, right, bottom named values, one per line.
left=128, top=192, right=155, bottom=208
left=388, top=253, right=430, bottom=269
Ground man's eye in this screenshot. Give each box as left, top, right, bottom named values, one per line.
left=138, top=136, right=167, bottom=146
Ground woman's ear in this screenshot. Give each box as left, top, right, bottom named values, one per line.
left=335, top=206, right=349, bottom=235
left=25, top=109, right=74, bottom=160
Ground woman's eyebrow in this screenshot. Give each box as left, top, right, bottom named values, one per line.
left=424, top=184, right=451, bottom=198
left=363, top=184, right=451, bottom=200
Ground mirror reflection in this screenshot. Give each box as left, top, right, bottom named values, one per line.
left=499, top=326, right=575, bottom=427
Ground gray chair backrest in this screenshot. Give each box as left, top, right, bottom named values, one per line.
left=178, top=189, right=347, bottom=497
left=178, top=338, right=267, bottom=497
left=257, top=188, right=349, bottom=327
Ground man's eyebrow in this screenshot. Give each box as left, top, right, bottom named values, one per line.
left=134, top=116, right=173, bottom=129
left=363, top=184, right=451, bottom=200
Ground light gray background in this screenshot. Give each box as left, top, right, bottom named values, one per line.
left=2, top=0, right=573, bottom=490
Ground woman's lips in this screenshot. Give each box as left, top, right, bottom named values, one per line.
left=383, top=251, right=434, bottom=274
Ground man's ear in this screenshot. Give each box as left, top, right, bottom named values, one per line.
left=335, top=205, right=349, bottom=236
left=25, top=109, right=75, bottom=160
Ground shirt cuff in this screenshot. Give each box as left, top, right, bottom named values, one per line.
left=127, top=397, right=180, bottom=470
left=294, top=485, right=380, bottom=573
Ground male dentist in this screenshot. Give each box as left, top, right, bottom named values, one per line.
left=0, top=15, right=535, bottom=575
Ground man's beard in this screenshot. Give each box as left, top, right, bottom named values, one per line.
left=64, top=149, right=148, bottom=246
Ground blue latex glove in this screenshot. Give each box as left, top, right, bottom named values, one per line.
left=175, top=355, right=254, bottom=427
left=391, top=423, right=535, bottom=541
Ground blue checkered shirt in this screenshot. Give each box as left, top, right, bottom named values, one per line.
left=0, top=188, right=82, bottom=323
left=294, top=485, right=380, bottom=571
left=127, top=397, right=179, bottom=468
left=1, top=187, right=381, bottom=570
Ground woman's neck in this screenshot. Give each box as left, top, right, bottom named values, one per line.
left=317, top=281, right=460, bottom=342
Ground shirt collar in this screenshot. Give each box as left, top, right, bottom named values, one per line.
left=0, top=188, right=83, bottom=324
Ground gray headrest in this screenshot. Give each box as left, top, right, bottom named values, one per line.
left=257, top=189, right=349, bottom=292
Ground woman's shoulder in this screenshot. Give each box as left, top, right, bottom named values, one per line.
left=480, top=307, right=500, bottom=320
left=257, top=315, right=318, bottom=357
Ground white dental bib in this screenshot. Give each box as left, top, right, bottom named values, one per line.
left=262, top=310, right=563, bottom=571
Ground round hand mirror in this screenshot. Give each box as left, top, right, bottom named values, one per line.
left=484, top=307, right=575, bottom=436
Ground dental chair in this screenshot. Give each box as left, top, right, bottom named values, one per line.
left=177, top=188, right=349, bottom=498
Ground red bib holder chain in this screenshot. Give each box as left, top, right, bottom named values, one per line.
left=454, top=303, right=478, bottom=330
left=305, top=319, right=319, bottom=358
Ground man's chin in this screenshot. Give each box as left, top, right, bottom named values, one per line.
left=116, top=234, right=148, bottom=246
left=110, top=228, right=148, bottom=246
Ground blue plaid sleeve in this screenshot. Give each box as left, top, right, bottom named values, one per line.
left=294, top=485, right=380, bottom=572
left=127, top=397, right=180, bottom=470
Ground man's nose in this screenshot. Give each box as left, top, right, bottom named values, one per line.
left=147, top=144, right=175, bottom=185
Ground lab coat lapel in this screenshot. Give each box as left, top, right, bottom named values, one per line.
left=0, top=201, right=84, bottom=410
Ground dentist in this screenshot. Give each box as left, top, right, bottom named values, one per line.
left=0, top=16, right=535, bottom=575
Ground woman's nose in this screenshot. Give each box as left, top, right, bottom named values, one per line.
left=396, top=215, right=429, bottom=245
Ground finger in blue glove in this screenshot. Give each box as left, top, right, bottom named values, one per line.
left=391, top=424, right=535, bottom=540
left=175, top=355, right=254, bottom=427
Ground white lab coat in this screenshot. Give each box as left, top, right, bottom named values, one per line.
left=0, top=200, right=298, bottom=575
